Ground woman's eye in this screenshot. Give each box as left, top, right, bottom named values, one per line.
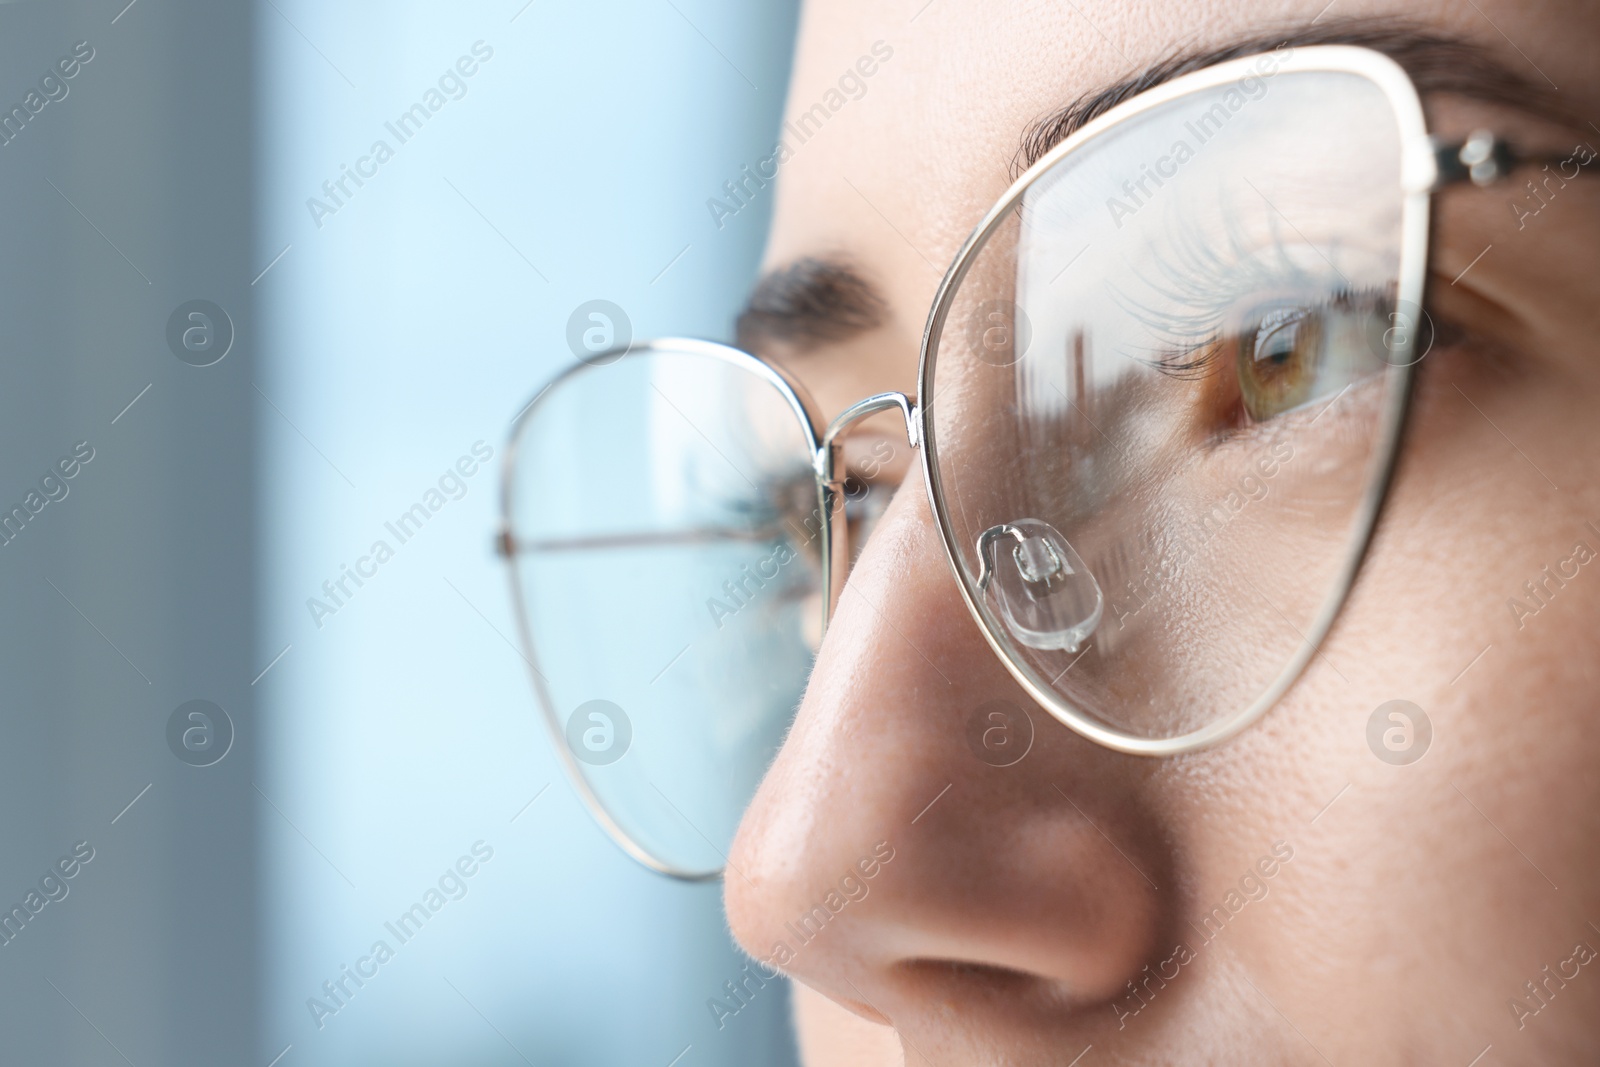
left=1237, top=305, right=1323, bottom=420
left=1230, top=294, right=1389, bottom=423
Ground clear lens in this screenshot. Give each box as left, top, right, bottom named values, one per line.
left=925, top=65, right=1417, bottom=748
left=507, top=342, right=823, bottom=876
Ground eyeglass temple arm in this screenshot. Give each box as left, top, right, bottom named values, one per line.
left=1430, top=129, right=1598, bottom=191
left=495, top=525, right=785, bottom=555
left=815, top=391, right=919, bottom=627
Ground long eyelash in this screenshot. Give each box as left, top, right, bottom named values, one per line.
left=1133, top=282, right=1397, bottom=382
left=1102, top=202, right=1355, bottom=379
left=684, top=461, right=816, bottom=533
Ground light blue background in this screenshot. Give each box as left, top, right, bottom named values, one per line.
left=0, top=1, right=803, bottom=1061
left=253, top=2, right=799, bottom=1065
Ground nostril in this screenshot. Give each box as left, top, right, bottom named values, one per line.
left=893, top=955, right=1104, bottom=1015
left=905, top=957, right=1046, bottom=989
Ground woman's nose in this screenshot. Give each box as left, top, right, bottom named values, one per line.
left=725, top=479, right=1170, bottom=1032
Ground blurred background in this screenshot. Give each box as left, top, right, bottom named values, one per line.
left=0, top=0, right=802, bottom=1063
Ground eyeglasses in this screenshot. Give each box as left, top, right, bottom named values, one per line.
left=499, top=45, right=1570, bottom=878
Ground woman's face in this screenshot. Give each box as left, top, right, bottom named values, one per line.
left=722, top=1, right=1600, bottom=1063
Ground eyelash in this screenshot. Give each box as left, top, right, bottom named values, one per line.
left=1155, top=285, right=1396, bottom=382
left=721, top=466, right=816, bottom=524
left=1105, top=208, right=1389, bottom=379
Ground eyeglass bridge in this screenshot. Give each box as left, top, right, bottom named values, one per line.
left=816, top=391, right=919, bottom=482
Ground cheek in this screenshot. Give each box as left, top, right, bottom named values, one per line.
left=1166, top=341, right=1600, bottom=1034
left=792, top=983, right=902, bottom=1065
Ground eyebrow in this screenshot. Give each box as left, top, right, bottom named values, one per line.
left=735, top=256, right=886, bottom=354
left=1016, top=16, right=1573, bottom=172
left=738, top=16, right=1576, bottom=354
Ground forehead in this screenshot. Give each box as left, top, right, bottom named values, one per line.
left=761, top=0, right=1589, bottom=328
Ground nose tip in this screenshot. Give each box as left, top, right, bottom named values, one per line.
left=728, top=726, right=1166, bottom=1025
left=868, top=786, right=1164, bottom=999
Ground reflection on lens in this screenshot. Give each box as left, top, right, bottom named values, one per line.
left=506, top=341, right=821, bottom=876
left=925, top=58, right=1420, bottom=749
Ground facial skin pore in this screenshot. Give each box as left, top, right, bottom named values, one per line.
left=723, top=2, right=1600, bottom=1065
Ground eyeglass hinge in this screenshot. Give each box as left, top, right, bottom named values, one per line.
left=494, top=526, right=516, bottom=557
left=1430, top=129, right=1516, bottom=190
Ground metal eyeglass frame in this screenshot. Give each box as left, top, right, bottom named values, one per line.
left=500, top=44, right=1579, bottom=875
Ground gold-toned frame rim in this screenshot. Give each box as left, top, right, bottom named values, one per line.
left=500, top=338, right=826, bottom=880
left=914, top=44, right=1434, bottom=756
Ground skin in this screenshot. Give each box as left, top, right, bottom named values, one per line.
left=721, top=1, right=1600, bottom=1064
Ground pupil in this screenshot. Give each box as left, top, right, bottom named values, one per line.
left=1252, top=308, right=1307, bottom=369
left=1262, top=327, right=1295, bottom=364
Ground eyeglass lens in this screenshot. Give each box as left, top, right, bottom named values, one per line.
left=925, top=65, right=1414, bottom=744
left=508, top=347, right=823, bottom=876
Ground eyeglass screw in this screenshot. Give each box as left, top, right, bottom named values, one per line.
left=1014, top=535, right=1069, bottom=589
left=976, top=523, right=1073, bottom=591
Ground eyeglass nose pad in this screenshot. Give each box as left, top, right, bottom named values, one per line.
left=976, top=519, right=1103, bottom=653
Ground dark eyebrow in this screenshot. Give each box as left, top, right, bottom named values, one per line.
left=1016, top=15, right=1575, bottom=173
left=735, top=256, right=887, bottom=354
